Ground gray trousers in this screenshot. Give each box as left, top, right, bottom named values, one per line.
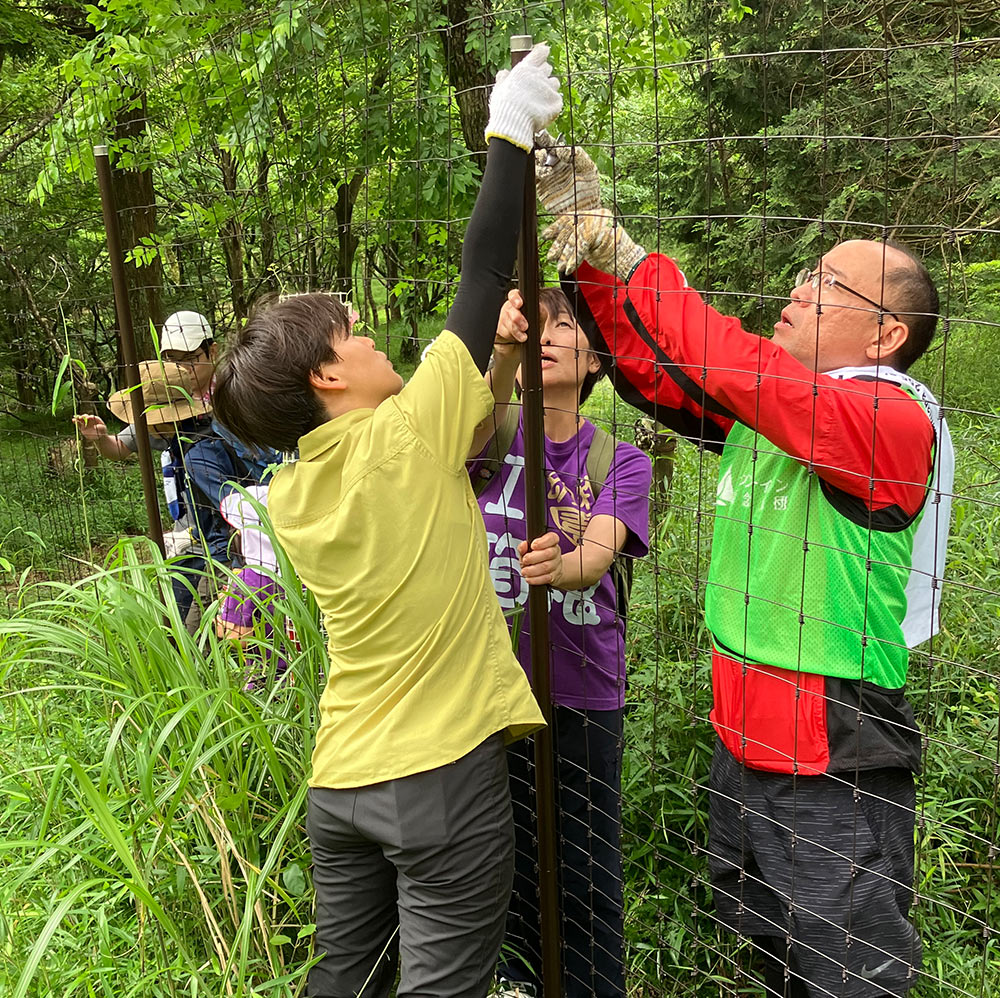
left=306, top=733, right=514, bottom=998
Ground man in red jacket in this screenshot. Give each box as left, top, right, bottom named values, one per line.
left=530, top=136, right=954, bottom=998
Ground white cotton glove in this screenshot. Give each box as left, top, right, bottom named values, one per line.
left=163, top=525, right=195, bottom=558
left=484, top=43, right=563, bottom=152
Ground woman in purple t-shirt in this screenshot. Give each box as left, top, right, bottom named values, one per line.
left=470, top=287, right=652, bottom=998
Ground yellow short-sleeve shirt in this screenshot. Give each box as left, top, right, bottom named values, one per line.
left=268, top=330, right=544, bottom=789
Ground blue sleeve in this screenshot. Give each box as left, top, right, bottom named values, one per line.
left=118, top=422, right=170, bottom=453
left=185, top=439, right=241, bottom=562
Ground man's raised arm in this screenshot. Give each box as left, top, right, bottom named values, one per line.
left=537, top=141, right=933, bottom=513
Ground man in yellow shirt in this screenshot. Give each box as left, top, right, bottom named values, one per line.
left=211, top=45, right=561, bottom=998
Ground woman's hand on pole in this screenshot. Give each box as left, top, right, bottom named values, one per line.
left=495, top=289, right=529, bottom=359
left=518, top=532, right=565, bottom=588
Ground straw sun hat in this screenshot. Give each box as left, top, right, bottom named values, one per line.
left=107, top=360, right=212, bottom=428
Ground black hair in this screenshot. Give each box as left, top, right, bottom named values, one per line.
left=538, top=286, right=608, bottom=404
left=883, top=240, right=939, bottom=371
left=212, top=294, right=350, bottom=453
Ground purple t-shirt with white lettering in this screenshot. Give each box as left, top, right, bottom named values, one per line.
left=472, top=414, right=652, bottom=710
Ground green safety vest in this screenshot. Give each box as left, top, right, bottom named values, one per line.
left=705, top=369, right=950, bottom=690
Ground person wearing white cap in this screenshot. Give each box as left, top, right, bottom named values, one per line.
left=72, top=310, right=217, bottom=462
left=96, top=359, right=234, bottom=622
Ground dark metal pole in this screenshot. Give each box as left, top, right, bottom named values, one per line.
left=510, top=33, right=561, bottom=998
left=94, top=144, right=165, bottom=555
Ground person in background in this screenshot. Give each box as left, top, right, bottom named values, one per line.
left=471, top=287, right=651, bottom=998
left=104, top=359, right=265, bottom=631
left=216, top=484, right=295, bottom=689
left=73, top=311, right=218, bottom=555
left=73, top=310, right=216, bottom=459
left=534, top=134, right=953, bottom=998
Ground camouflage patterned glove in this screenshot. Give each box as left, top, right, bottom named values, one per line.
left=542, top=207, right=646, bottom=279
left=535, top=132, right=645, bottom=277
left=534, top=131, right=601, bottom=216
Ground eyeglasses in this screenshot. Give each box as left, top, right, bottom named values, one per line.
left=163, top=346, right=209, bottom=365
left=795, top=268, right=899, bottom=322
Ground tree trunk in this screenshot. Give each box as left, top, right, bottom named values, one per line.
left=256, top=151, right=277, bottom=295
left=332, top=61, right=388, bottom=303
left=306, top=225, right=318, bottom=291
left=364, top=245, right=379, bottom=330
left=334, top=172, right=365, bottom=301
left=112, top=94, right=162, bottom=357
left=398, top=223, right=422, bottom=364
left=435, top=0, right=493, bottom=156
left=216, top=147, right=246, bottom=323
left=383, top=243, right=402, bottom=325
left=11, top=314, right=36, bottom=407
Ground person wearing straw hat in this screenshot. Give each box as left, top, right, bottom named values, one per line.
left=72, top=311, right=219, bottom=556
left=72, top=310, right=216, bottom=462
left=533, top=136, right=954, bottom=998
left=105, top=359, right=265, bottom=631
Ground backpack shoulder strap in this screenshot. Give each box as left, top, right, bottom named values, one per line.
left=216, top=435, right=250, bottom=481
left=585, top=425, right=616, bottom=499
left=585, top=426, right=635, bottom=625
left=473, top=405, right=521, bottom=497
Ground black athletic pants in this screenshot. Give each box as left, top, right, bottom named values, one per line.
left=498, top=706, right=625, bottom=998
left=307, top=735, right=513, bottom=997
left=708, top=740, right=921, bottom=997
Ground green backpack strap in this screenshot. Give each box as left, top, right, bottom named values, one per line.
left=472, top=405, right=521, bottom=497
left=585, top=426, right=615, bottom=500
left=585, top=426, right=633, bottom=626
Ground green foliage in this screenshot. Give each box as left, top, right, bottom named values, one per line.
left=0, top=417, right=148, bottom=582
left=911, top=261, right=1000, bottom=416
left=3, top=408, right=998, bottom=993
left=2, top=0, right=1000, bottom=992
left=1, top=539, right=325, bottom=996
left=601, top=2, right=1000, bottom=333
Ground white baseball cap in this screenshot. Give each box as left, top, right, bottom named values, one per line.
left=160, top=311, right=213, bottom=353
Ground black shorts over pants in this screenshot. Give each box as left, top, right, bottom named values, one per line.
left=708, top=740, right=921, bottom=997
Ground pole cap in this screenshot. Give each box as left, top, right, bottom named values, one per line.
left=510, top=34, right=533, bottom=51
left=93, top=145, right=108, bottom=156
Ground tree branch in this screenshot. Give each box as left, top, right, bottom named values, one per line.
left=0, top=94, right=67, bottom=169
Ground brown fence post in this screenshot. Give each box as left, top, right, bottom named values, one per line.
left=510, top=33, right=561, bottom=998
left=94, top=144, right=165, bottom=555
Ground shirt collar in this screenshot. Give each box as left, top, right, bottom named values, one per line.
left=297, top=408, right=374, bottom=461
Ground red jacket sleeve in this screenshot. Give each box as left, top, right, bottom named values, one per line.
left=568, top=254, right=933, bottom=516
left=563, top=261, right=734, bottom=453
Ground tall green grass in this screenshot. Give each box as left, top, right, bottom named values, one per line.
left=0, top=540, right=325, bottom=996
left=2, top=375, right=999, bottom=995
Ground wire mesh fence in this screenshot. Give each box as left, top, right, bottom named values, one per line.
left=1, top=1, right=998, bottom=995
